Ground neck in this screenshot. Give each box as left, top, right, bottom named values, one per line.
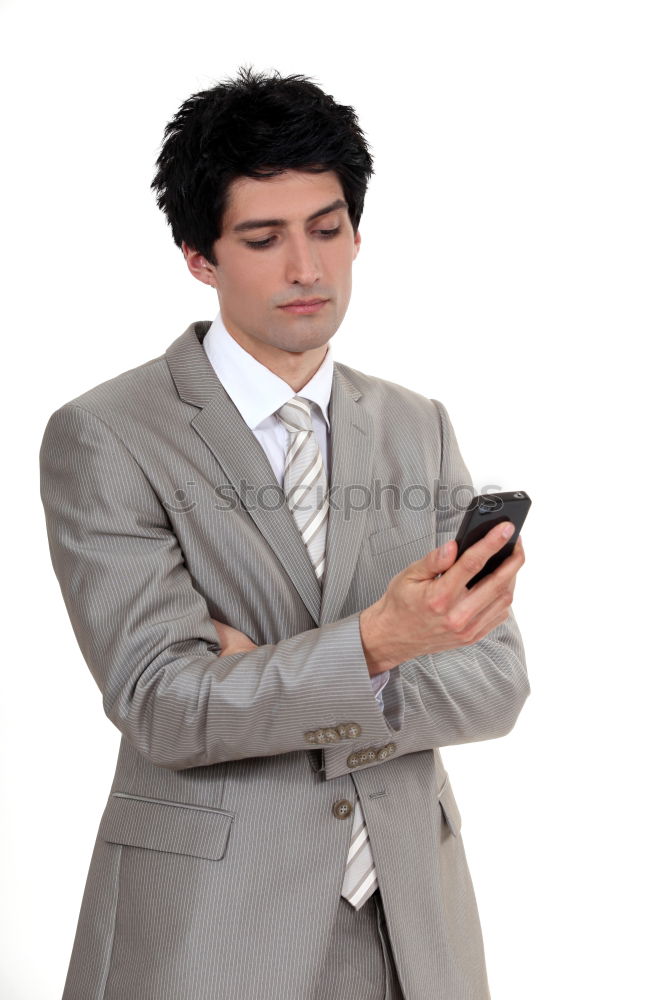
left=223, top=320, right=329, bottom=392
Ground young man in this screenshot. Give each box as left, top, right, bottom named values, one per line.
left=40, top=66, right=529, bottom=1000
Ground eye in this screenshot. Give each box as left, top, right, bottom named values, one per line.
left=244, top=236, right=275, bottom=249
left=244, top=227, right=341, bottom=250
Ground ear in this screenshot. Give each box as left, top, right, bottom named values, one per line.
left=182, top=241, right=216, bottom=288
left=353, top=229, right=361, bottom=260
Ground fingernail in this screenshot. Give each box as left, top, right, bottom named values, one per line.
left=501, top=523, right=514, bottom=539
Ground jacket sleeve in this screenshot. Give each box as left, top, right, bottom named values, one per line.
left=39, top=403, right=394, bottom=771
left=321, top=397, right=531, bottom=780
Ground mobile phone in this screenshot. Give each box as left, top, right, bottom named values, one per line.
left=439, top=490, right=531, bottom=588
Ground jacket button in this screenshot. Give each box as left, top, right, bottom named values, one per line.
left=347, top=744, right=391, bottom=768
left=313, top=728, right=339, bottom=744
left=332, top=799, right=354, bottom=819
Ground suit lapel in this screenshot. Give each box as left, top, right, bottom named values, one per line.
left=318, top=366, right=373, bottom=625
left=165, top=321, right=374, bottom=627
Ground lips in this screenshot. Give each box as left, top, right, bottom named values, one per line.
left=279, top=299, right=328, bottom=314
left=280, top=298, right=327, bottom=307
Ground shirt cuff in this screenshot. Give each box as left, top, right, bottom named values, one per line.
left=371, top=669, right=391, bottom=707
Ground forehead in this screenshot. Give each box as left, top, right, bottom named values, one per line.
left=224, top=169, right=345, bottom=226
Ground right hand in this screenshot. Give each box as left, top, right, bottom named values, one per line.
left=211, top=619, right=258, bottom=657
left=359, top=521, right=525, bottom=672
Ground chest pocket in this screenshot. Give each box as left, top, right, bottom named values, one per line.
left=367, top=517, right=435, bottom=555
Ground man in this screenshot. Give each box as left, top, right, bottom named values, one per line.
left=40, top=66, right=529, bottom=999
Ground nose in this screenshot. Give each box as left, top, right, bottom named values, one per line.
left=284, top=233, right=322, bottom=287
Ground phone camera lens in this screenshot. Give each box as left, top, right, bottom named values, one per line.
left=479, top=494, right=503, bottom=514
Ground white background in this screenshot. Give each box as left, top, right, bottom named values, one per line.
left=1, top=1, right=664, bottom=996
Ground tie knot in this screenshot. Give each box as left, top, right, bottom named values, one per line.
left=275, top=396, right=314, bottom=433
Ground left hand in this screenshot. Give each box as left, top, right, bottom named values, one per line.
left=211, top=618, right=258, bottom=656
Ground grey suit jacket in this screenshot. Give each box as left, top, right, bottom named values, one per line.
left=39, top=320, right=530, bottom=1000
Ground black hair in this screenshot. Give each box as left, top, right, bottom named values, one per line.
left=150, top=65, right=375, bottom=265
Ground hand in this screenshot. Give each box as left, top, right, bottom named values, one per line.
left=359, top=522, right=525, bottom=673
left=211, top=618, right=258, bottom=657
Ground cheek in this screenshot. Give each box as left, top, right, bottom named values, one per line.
left=221, top=262, right=266, bottom=303
left=335, top=261, right=354, bottom=300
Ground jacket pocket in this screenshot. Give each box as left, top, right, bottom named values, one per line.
left=98, top=792, right=234, bottom=860
left=437, top=777, right=462, bottom=837
left=368, top=522, right=434, bottom=555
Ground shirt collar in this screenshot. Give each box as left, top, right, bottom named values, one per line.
left=202, top=310, right=333, bottom=431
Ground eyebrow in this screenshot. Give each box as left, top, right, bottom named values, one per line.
left=232, top=198, right=348, bottom=233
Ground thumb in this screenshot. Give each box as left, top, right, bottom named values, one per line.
left=434, top=539, right=458, bottom=575
left=412, top=539, right=458, bottom=580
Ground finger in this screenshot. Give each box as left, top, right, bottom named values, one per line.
left=443, top=520, right=517, bottom=593
left=441, top=567, right=514, bottom=637
left=453, top=591, right=514, bottom=646
left=460, top=581, right=515, bottom=632
left=455, top=535, right=524, bottom=611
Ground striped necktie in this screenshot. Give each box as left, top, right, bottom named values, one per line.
left=275, top=395, right=379, bottom=910
left=275, top=395, right=329, bottom=582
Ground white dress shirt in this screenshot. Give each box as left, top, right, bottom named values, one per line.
left=202, top=310, right=391, bottom=710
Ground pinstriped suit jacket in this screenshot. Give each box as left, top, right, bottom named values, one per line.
left=39, top=319, right=530, bottom=1000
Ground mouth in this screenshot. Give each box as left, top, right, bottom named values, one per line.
left=278, top=298, right=329, bottom=315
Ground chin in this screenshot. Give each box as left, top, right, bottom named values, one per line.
left=272, top=327, right=334, bottom=353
